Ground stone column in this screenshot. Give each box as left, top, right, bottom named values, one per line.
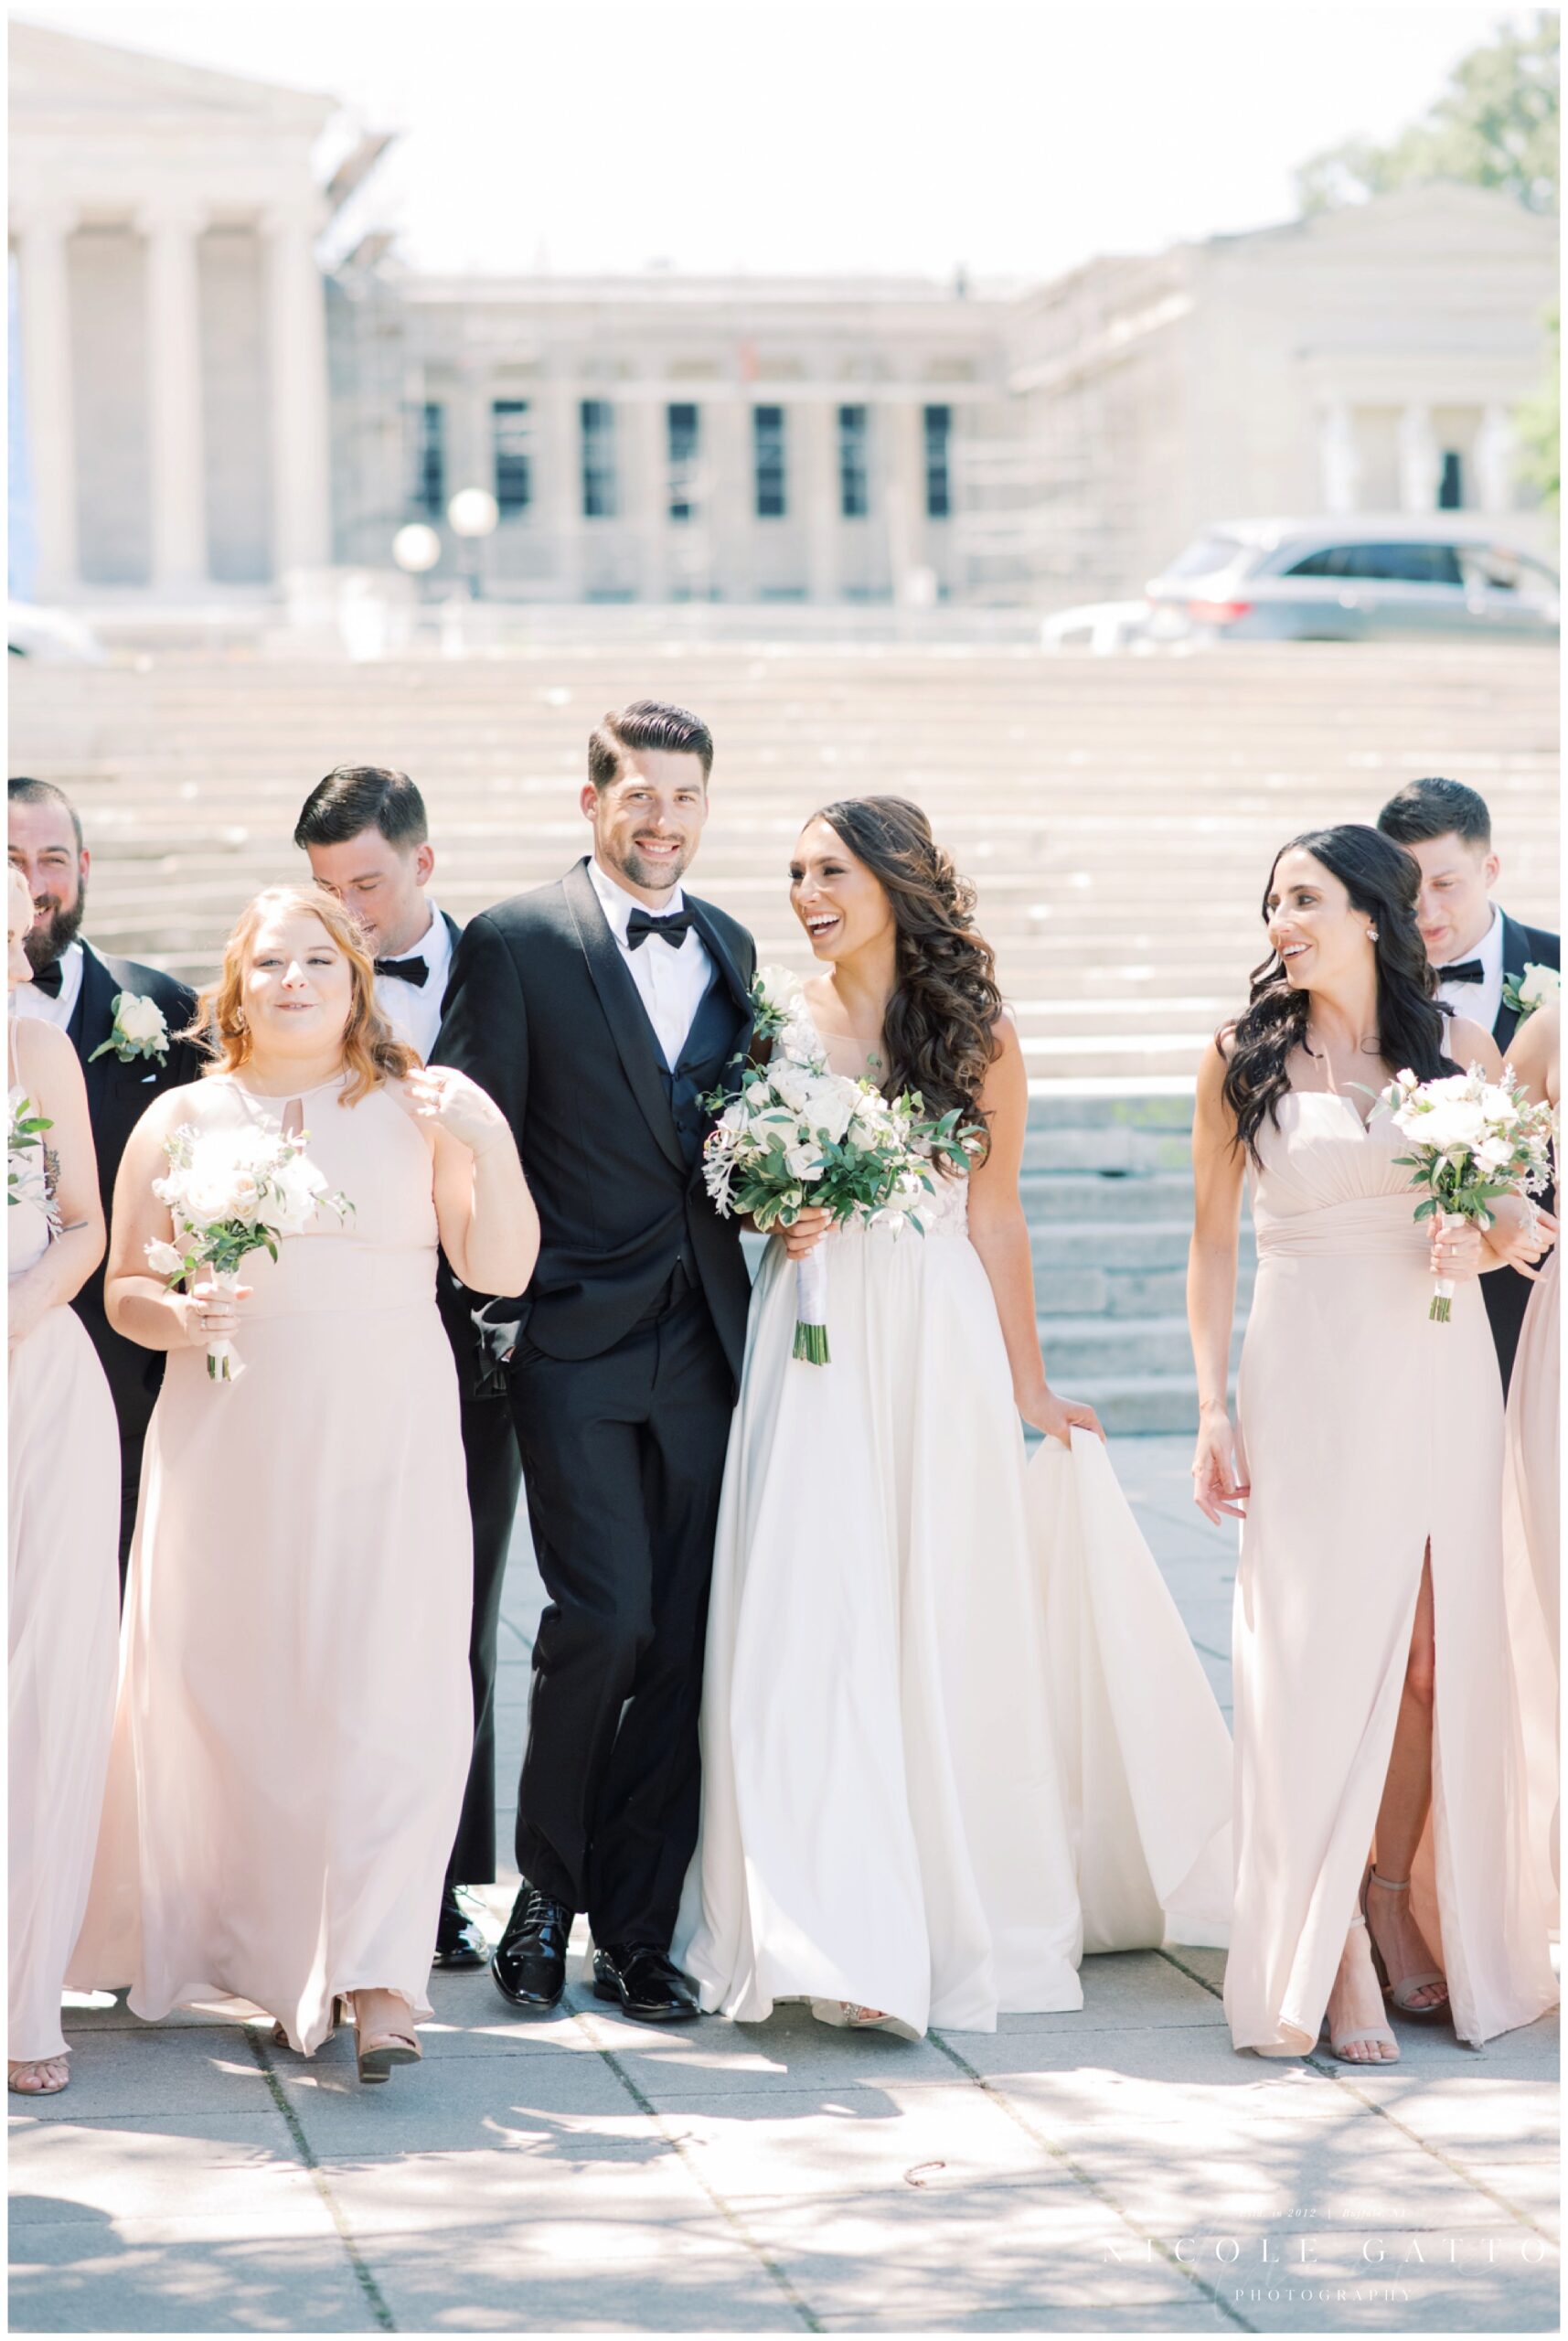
left=1475, top=402, right=1517, bottom=515
left=1318, top=399, right=1360, bottom=515
left=14, top=202, right=80, bottom=599
left=633, top=387, right=669, bottom=603
left=801, top=398, right=839, bottom=604
left=541, top=368, right=583, bottom=599
left=139, top=200, right=208, bottom=590
left=1397, top=402, right=1441, bottom=514
left=884, top=399, right=926, bottom=603
left=262, top=203, right=332, bottom=578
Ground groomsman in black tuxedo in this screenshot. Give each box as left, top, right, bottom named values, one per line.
left=295, top=764, right=518, bottom=1972
left=434, top=700, right=754, bottom=2021
left=1378, top=775, right=1560, bottom=1394
left=7, top=776, right=200, bottom=1575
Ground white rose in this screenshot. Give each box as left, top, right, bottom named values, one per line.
left=116, top=992, right=168, bottom=1048
left=268, top=1154, right=327, bottom=1234
left=1394, top=1067, right=1420, bottom=1095
left=806, top=1079, right=857, bottom=1145
left=180, top=1171, right=240, bottom=1228
left=719, top=1101, right=749, bottom=1135
left=144, top=1237, right=187, bottom=1277
left=755, top=967, right=804, bottom=1018
left=784, top=1141, right=824, bottom=1181
left=1475, top=1136, right=1514, bottom=1171
left=1520, top=965, right=1561, bottom=1010
left=767, top=1060, right=814, bottom=1113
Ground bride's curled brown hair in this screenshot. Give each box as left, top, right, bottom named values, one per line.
left=815, top=796, right=1003, bottom=1155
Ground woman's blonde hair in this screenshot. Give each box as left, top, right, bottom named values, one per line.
left=189, top=885, right=418, bottom=1104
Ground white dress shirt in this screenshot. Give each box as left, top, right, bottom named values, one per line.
left=587, top=856, right=712, bottom=1069
left=1435, top=903, right=1504, bottom=1039
left=373, top=900, right=453, bottom=1062
left=12, top=938, right=83, bottom=1032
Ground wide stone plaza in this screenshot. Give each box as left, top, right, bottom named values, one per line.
left=9, top=1439, right=1559, bottom=2337
left=7, top=634, right=1560, bottom=2333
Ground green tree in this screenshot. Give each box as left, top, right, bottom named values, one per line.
left=1517, top=306, right=1561, bottom=512
left=1296, top=13, right=1559, bottom=216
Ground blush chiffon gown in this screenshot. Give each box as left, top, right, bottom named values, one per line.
left=1503, top=1162, right=1559, bottom=1919
left=69, top=1072, right=474, bottom=2053
left=677, top=1015, right=1234, bottom=2038
left=8, top=1073, right=120, bottom=2065
left=1226, top=1092, right=1558, bottom=2054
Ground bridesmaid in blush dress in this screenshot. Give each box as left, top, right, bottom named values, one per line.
left=69, top=887, right=537, bottom=2084
left=7, top=868, right=120, bottom=2098
left=1189, top=826, right=1556, bottom=2062
left=1500, top=996, right=1560, bottom=1911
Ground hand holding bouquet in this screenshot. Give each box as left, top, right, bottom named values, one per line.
left=1384, top=1062, right=1555, bottom=1321
left=704, top=989, right=972, bottom=1363
left=147, top=1121, right=352, bottom=1379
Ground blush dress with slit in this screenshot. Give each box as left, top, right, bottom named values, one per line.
left=69, top=1072, right=473, bottom=2052
left=1225, top=1089, right=1558, bottom=2053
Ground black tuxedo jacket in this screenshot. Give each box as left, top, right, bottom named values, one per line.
left=67, top=941, right=203, bottom=1437
left=433, top=859, right=756, bottom=1397
left=1491, top=910, right=1561, bottom=1055
left=1484, top=908, right=1560, bottom=1391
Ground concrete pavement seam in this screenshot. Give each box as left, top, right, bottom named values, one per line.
left=570, top=2004, right=824, bottom=2333
left=1157, top=1948, right=1560, bottom=2249
left=925, top=2028, right=1255, bottom=2333
left=244, top=2026, right=398, bottom=2333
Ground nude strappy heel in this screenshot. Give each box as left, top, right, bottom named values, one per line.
left=1323, top=1913, right=1399, bottom=2063
left=1362, top=1869, right=1449, bottom=2023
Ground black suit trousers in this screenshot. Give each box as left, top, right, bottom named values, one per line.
left=447, top=1393, right=526, bottom=1887
left=507, top=1275, right=732, bottom=1946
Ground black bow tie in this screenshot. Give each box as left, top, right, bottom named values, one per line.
left=374, top=955, right=430, bottom=988
left=1437, top=959, right=1486, bottom=985
left=29, top=957, right=64, bottom=999
left=625, top=908, right=694, bottom=952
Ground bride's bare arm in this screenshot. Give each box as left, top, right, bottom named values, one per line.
left=1188, top=1038, right=1248, bottom=1522
left=967, top=1013, right=1103, bottom=1446
left=6, top=1021, right=105, bottom=1352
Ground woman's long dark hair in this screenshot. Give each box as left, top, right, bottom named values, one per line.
left=814, top=796, right=1003, bottom=1153
left=1221, top=824, right=1456, bottom=1163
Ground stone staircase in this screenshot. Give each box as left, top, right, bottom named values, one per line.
left=8, top=637, right=1552, bottom=1429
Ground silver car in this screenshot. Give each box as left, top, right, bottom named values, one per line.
left=1145, top=517, right=1560, bottom=644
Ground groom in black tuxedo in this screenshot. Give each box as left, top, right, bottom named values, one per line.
left=1378, top=775, right=1560, bottom=1395
left=434, top=700, right=754, bottom=2020
left=8, top=777, right=201, bottom=1575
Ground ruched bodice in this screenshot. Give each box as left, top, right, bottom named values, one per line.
left=186, top=1074, right=440, bottom=1319
left=1249, top=1091, right=1428, bottom=1262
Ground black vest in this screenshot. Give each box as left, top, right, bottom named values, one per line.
left=657, top=968, right=744, bottom=1169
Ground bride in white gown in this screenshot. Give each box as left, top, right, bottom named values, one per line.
left=676, top=797, right=1232, bottom=2037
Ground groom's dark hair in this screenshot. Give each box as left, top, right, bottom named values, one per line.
left=1376, top=776, right=1492, bottom=850
left=293, top=765, right=429, bottom=853
left=588, top=701, right=714, bottom=792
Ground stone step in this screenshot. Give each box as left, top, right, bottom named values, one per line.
left=1020, top=1168, right=1197, bottom=1220
left=1064, top=1374, right=1212, bottom=1438
left=1033, top=1312, right=1236, bottom=1380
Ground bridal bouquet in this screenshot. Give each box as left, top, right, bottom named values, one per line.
left=1384, top=1063, right=1555, bottom=1322
left=703, top=980, right=971, bottom=1363
left=147, top=1122, right=352, bottom=1379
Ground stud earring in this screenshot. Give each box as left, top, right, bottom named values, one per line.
left=1367, top=927, right=1379, bottom=942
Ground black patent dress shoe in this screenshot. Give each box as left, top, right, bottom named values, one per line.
left=491, top=1881, right=573, bottom=2009
left=592, top=1943, right=700, bottom=2022
left=432, top=1885, right=488, bottom=1970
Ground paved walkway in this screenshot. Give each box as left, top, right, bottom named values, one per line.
left=10, top=1441, right=1557, bottom=2334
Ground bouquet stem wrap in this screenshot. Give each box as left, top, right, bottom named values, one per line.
left=792, top=1243, right=830, bottom=1366
left=1430, top=1211, right=1463, bottom=1324
left=207, top=1268, right=244, bottom=1382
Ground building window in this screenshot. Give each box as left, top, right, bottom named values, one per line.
left=415, top=401, right=445, bottom=519
left=838, top=404, right=870, bottom=519
left=923, top=404, right=952, bottom=519
left=581, top=399, right=618, bottom=518
left=1438, top=450, right=1464, bottom=510
left=667, top=402, right=700, bottom=521
left=753, top=404, right=787, bottom=519
left=493, top=400, right=532, bottom=514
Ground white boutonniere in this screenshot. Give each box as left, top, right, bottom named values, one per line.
left=89, top=989, right=170, bottom=1066
left=1501, top=963, right=1562, bottom=1024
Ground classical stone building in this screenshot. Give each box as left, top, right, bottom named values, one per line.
left=8, top=20, right=1559, bottom=614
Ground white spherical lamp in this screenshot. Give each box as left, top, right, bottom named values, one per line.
left=392, top=522, right=442, bottom=573
left=447, top=488, right=499, bottom=539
